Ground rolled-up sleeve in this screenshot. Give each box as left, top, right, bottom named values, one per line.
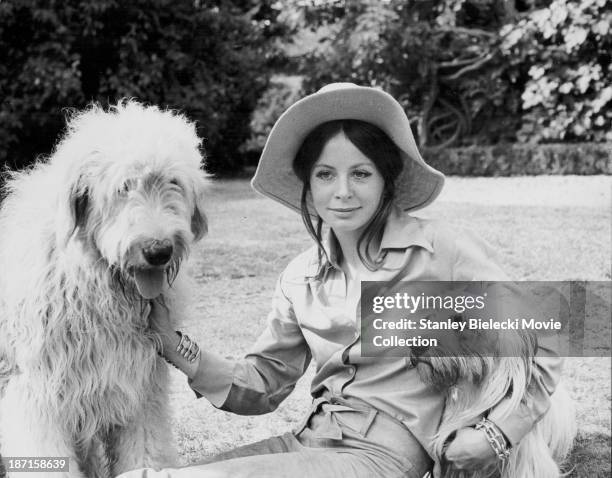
left=487, top=337, right=562, bottom=447
left=188, top=271, right=312, bottom=415
left=451, top=229, right=563, bottom=447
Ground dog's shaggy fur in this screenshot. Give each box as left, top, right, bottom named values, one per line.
left=0, top=101, right=208, bottom=478
left=412, top=324, right=576, bottom=478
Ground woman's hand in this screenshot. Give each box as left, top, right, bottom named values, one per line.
left=148, top=300, right=176, bottom=343
left=148, top=301, right=201, bottom=379
left=443, top=427, right=497, bottom=471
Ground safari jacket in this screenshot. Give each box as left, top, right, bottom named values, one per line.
left=189, top=207, right=562, bottom=458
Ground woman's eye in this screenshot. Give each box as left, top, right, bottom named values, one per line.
left=353, top=170, right=372, bottom=179
left=315, top=170, right=333, bottom=180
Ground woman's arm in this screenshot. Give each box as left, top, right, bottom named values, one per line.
left=150, top=272, right=312, bottom=415
left=443, top=229, right=563, bottom=469
left=149, top=302, right=201, bottom=379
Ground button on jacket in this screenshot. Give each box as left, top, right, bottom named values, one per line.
left=189, top=207, right=562, bottom=458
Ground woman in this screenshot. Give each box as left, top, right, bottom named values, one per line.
left=123, top=83, right=561, bottom=478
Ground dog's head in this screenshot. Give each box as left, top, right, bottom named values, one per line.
left=54, top=100, right=208, bottom=299
left=410, top=314, right=537, bottom=389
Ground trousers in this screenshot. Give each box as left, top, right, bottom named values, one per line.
left=116, top=396, right=433, bottom=478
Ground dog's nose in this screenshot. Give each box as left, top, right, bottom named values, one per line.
left=142, top=240, right=173, bottom=266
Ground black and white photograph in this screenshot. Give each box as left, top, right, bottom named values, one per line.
left=0, top=1, right=610, bottom=477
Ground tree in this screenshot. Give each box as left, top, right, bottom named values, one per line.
left=291, top=0, right=523, bottom=148
left=284, top=0, right=611, bottom=146
left=501, top=0, right=612, bottom=142
left=0, top=0, right=284, bottom=175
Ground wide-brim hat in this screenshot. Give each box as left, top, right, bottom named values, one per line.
left=251, top=83, right=445, bottom=215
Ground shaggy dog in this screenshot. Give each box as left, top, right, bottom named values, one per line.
left=0, top=101, right=208, bottom=478
left=411, top=317, right=576, bottom=478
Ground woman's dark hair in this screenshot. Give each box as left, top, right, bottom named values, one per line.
left=292, top=120, right=403, bottom=271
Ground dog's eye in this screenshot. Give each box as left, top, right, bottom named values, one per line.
left=118, top=179, right=135, bottom=196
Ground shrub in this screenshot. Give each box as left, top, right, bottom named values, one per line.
left=287, top=0, right=611, bottom=147
left=501, top=0, right=612, bottom=143
left=0, top=0, right=282, bottom=176
left=425, top=143, right=612, bottom=175
left=294, top=0, right=523, bottom=148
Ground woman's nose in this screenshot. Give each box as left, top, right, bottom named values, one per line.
left=334, top=175, right=353, bottom=199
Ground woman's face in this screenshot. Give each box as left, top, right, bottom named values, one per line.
left=309, top=132, right=385, bottom=238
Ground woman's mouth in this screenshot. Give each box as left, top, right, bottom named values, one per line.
left=329, top=207, right=361, bottom=213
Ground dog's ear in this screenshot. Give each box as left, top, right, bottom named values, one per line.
left=56, top=172, right=90, bottom=247
left=190, top=173, right=208, bottom=241
left=191, top=201, right=208, bottom=241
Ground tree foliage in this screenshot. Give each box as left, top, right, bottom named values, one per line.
left=287, top=0, right=611, bottom=146
left=1, top=0, right=609, bottom=178
left=0, top=0, right=283, bottom=174
left=502, top=0, right=612, bottom=142
left=290, top=0, right=521, bottom=147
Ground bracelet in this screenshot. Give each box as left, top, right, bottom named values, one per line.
left=475, top=417, right=511, bottom=463
left=176, top=331, right=187, bottom=353
left=175, top=330, right=201, bottom=363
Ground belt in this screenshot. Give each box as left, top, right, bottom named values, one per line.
left=295, top=395, right=434, bottom=477
left=295, top=395, right=399, bottom=441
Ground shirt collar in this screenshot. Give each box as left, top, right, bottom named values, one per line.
left=306, top=205, right=434, bottom=280
left=379, top=206, right=434, bottom=253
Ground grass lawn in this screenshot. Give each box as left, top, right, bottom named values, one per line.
left=170, top=176, right=611, bottom=477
